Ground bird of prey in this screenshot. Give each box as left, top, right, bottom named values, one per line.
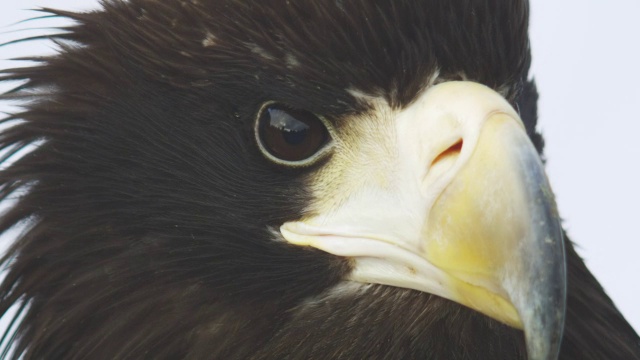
left=0, top=0, right=638, bottom=359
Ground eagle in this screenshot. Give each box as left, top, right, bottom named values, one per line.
left=0, top=0, right=638, bottom=359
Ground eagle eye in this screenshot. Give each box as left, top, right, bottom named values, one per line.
left=255, top=103, right=331, bottom=166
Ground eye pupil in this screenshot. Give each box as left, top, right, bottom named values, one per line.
left=256, top=104, right=330, bottom=164
left=281, top=128, right=308, bottom=146
left=267, top=108, right=310, bottom=146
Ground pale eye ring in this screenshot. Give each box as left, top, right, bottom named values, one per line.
left=254, top=102, right=333, bottom=166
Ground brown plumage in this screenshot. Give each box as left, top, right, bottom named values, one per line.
left=0, top=1, right=637, bottom=359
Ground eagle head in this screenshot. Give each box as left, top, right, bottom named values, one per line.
left=0, top=1, right=638, bottom=359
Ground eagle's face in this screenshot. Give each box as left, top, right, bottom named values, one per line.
left=0, top=1, right=572, bottom=359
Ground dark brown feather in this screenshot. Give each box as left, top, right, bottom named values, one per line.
left=0, top=1, right=637, bottom=359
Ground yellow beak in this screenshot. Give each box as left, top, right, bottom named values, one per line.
left=282, top=81, right=566, bottom=360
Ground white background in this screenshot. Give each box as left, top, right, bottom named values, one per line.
left=0, top=0, right=638, bottom=337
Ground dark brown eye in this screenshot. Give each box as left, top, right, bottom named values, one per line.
left=255, top=103, right=331, bottom=165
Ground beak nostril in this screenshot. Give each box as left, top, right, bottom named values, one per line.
left=432, top=140, right=463, bottom=168
left=423, top=139, right=464, bottom=190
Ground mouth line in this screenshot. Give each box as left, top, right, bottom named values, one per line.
left=281, top=221, right=520, bottom=327
left=281, top=221, right=419, bottom=256
left=280, top=222, right=508, bottom=301
left=281, top=221, right=508, bottom=289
